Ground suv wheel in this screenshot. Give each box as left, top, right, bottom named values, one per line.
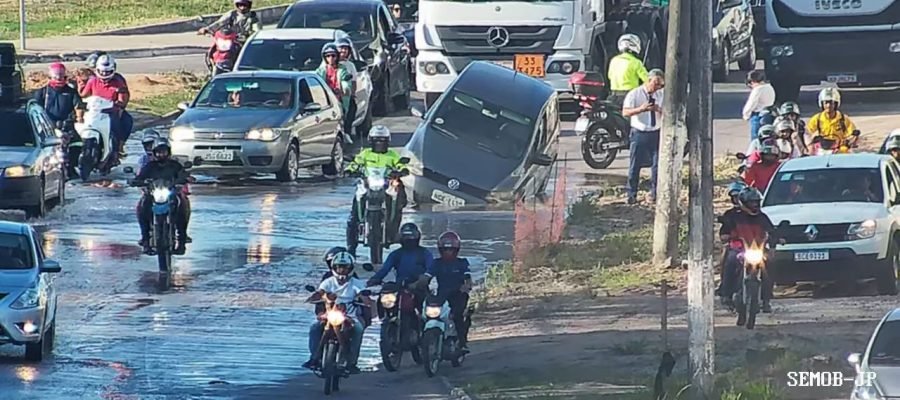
left=877, top=239, right=900, bottom=295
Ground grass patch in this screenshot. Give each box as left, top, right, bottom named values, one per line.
left=0, top=0, right=290, bottom=40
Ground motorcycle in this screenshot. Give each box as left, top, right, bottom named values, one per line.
left=74, top=96, right=116, bottom=182
left=204, top=29, right=241, bottom=77
left=569, top=72, right=630, bottom=170
left=729, top=221, right=787, bottom=330
left=54, top=119, right=80, bottom=178
left=304, top=285, right=371, bottom=396
left=420, top=291, right=472, bottom=377
left=348, top=160, right=409, bottom=264
left=125, top=163, right=192, bottom=273
left=811, top=132, right=859, bottom=155
left=376, top=280, right=423, bottom=371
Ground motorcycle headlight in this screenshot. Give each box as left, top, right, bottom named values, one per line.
left=11, top=287, right=40, bottom=310
left=744, top=248, right=764, bottom=266
left=848, top=220, right=877, bottom=239
left=425, top=306, right=442, bottom=319
left=380, top=293, right=397, bottom=308
left=246, top=128, right=281, bottom=141
left=367, top=175, right=385, bottom=188
left=326, top=310, right=346, bottom=326
left=169, top=126, right=194, bottom=142
left=3, top=165, right=30, bottom=178
left=152, top=188, right=172, bottom=203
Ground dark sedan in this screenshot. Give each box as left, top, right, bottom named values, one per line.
left=0, top=102, right=66, bottom=217
left=278, top=0, right=412, bottom=116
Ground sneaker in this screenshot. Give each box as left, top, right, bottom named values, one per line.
left=302, top=359, right=320, bottom=370
left=626, top=196, right=637, bottom=205
left=736, top=313, right=747, bottom=326
left=174, top=243, right=186, bottom=255
left=761, top=301, right=772, bottom=314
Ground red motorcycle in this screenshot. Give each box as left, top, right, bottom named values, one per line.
left=205, top=29, right=241, bottom=76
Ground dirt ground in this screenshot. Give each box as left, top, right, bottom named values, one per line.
left=25, top=70, right=198, bottom=101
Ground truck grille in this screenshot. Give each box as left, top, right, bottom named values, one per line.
left=435, top=26, right=561, bottom=55
left=780, top=223, right=851, bottom=244
left=772, top=0, right=900, bottom=28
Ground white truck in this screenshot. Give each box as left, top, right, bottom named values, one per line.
left=414, top=0, right=668, bottom=108
left=764, top=0, right=900, bottom=101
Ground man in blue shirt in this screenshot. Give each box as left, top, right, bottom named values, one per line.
left=423, top=231, right=472, bottom=350
left=367, top=223, right=433, bottom=310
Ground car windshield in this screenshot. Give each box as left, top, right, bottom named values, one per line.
left=194, top=78, right=295, bottom=109
left=0, top=112, right=36, bottom=147
left=763, top=168, right=884, bottom=206
left=869, top=320, right=900, bottom=365
left=0, top=232, right=33, bottom=270
left=430, top=90, right=534, bottom=160
left=239, top=39, right=332, bottom=72
left=280, top=11, right=374, bottom=41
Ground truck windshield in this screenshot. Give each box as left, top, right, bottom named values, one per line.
left=763, top=168, right=884, bottom=206
left=430, top=90, right=533, bottom=160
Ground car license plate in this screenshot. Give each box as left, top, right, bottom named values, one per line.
left=514, top=54, right=546, bottom=77
left=490, top=60, right=514, bottom=69
left=794, top=250, right=829, bottom=262
left=431, top=189, right=466, bottom=207
left=575, top=117, right=591, bottom=134
left=826, top=74, right=857, bottom=83
left=199, top=150, right=234, bottom=162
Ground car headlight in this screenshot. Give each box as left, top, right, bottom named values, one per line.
left=852, top=385, right=883, bottom=400
left=152, top=188, right=172, bottom=203
left=425, top=306, right=442, bottom=319
left=326, top=310, right=346, bottom=326
left=11, top=287, right=40, bottom=310
left=3, top=165, right=30, bottom=178
left=169, top=126, right=194, bottom=141
left=744, top=248, right=764, bottom=266
left=367, top=175, right=385, bottom=188
left=246, top=128, right=281, bottom=141
left=380, top=292, right=397, bottom=308
left=848, top=220, right=877, bottom=239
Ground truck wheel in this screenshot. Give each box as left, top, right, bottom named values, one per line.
left=738, top=36, right=757, bottom=71
left=713, top=44, right=729, bottom=83
left=771, top=79, right=801, bottom=103
left=877, top=239, right=899, bottom=296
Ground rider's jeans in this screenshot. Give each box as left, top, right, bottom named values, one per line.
left=445, top=290, right=470, bottom=346
left=308, top=318, right=365, bottom=365
left=110, top=110, right=134, bottom=149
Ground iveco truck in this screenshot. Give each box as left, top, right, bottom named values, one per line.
left=414, top=0, right=668, bottom=108
left=764, top=0, right=900, bottom=101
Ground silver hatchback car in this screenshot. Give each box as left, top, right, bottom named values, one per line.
left=849, top=307, right=900, bottom=399
left=0, top=221, right=61, bottom=361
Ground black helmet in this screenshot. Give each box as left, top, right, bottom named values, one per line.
left=153, top=138, right=171, bottom=154
left=323, top=246, right=348, bottom=268
left=779, top=101, right=800, bottom=116
left=399, top=222, right=421, bottom=248
left=738, top=187, right=762, bottom=215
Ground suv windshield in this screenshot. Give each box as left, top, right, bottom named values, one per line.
left=194, top=78, right=295, bottom=109
left=870, top=320, right=900, bottom=365
left=430, top=90, right=533, bottom=160
left=239, top=39, right=332, bottom=71
left=763, top=168, right=883, bottom=206
left=0, top=232, right=33, bottom=270
left=0, top=111, right=35, bottom=147
left=280, top=11, right=374, bottom=41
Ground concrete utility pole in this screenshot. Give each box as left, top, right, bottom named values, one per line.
left=652, top=0, right=690, bottom=266
left=19, top=0, right=26, bottom=50
left=686, top=0, right=715, bottom=395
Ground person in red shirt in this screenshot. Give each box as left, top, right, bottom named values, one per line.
left=743, top=142, right=781, bottom=192
left=78, top=54, right=133, bottom=161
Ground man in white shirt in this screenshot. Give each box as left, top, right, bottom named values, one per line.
left=622, top=68, right=665, bottom=205
left=304, top=252, right=369, bottom=374
left=742, top=70, right=776, bottom=141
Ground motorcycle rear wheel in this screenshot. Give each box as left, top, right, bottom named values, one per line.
left=581, top=125, right=618, bottom=170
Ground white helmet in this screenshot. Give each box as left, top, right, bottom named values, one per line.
left=818, top=87, right=841, bottom=108
left=369, top=125, right=391, bottom=140
left=95, top=54, right=117, bottom=80
left=617, top=33, right=642, bottom=54
left=331, top=251, right=355, bottom=277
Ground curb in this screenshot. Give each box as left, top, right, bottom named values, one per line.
left=19, top=46, right=207, bottom=65
left=84, top=5, right=289, bottom=36
left=441, top=376, right=475, bottom=400
left=134, top=110, right=182, bottom=131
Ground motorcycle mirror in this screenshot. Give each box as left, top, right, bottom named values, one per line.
left=304, top=284, right=317, bottom=292
left=182, top=161, right=193, bottom=169
left=852, top=130, right=861, bottom=137
left=123, top=166, right=134, bottom=174
left=359, top=289, right=372, bottom=297
left=735, top=152, right=747, bottom=160
left=399, top=156, right=411, bottom=164
left=362, top=262, right=374, bottom=272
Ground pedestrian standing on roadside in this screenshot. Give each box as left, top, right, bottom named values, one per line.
left=742, top=70, right=776, bottom=141
left=622, top=68, right=665, bottom=205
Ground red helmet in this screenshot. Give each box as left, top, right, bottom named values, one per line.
left=437, top=231, right=461, bottom=251
left=49, top=62, right=66, bottom=81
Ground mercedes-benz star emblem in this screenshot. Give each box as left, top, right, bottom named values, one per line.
left=486, top=26, right=510, bottom=48
left=804, top=225, right=818, bottom=241
left=447, top=179, right=461, bottom=191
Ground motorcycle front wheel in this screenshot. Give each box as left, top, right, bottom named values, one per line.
left=155, top=219, right=172, bottom=273
left=745, top=279, right=761, bottom=330
left=581, top=124, right=619, bottom=170
left=322, top=342, right=341, bottom=395
left=367, top=211, right=384, bottom=264
left=422, top=328, right=442, bottom=378
left=380, top=321, right=402, bottom=372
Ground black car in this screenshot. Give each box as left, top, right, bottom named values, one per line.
left=402, top=62, right=558, bottom=206
left=278, top=0, right=412, bottom=117
left=0, top=43, right=24, bottom=106
left=712, top=0, right=757, bottom=81
left=0, top=102, right=66, bottom=217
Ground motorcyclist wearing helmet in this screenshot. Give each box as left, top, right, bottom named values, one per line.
left=345, top=126, right=409, bottom=253
left=78, top=53, right=133, bottom=161
left=198, top=0, right=261, bottom=43
left=882, top=133, right=900, bottom=161
left=367, top=223, right=434, bottom=310
left=719, top=187, right=777, bottom=313
left=303, top=251, right=370, bottom=374
left=779, top=101, right=808, bottom=154
left=35, top=62, right=84, bottom=178
left=743, top=124, right=777, bottom=167
left=421, top=231, right=472, bottom=350
left=335, top=37, right=360, bottom=138
left=606, top=33, right=649, bottom=107
left=773, top=118, right=798, bottom=159
left=316, top=43, right=353, bottom=118
left=133, top=138, right=192, bottom=255
left=715, top=181, right=748, bottom=300
left=808, top=87, right=859, bottom=152
left=743, top=141, right=782, bottom=192
left=137, top=129, right=161, bottom=175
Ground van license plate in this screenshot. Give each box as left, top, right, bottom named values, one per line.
left=826, top=74, right=856, bottom=83
left=575, top=117, right=590, bottom=134
left=431, top=189, right=466, bottom=207
left=794, top=251, right=829, bottom=262
left=199, top=150, right=234, bottom=162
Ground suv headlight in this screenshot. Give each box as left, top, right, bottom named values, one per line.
left=246, top=128, right=281, bottom=141
left=3, top=165, right=30, bottom=178
left=848, top=220, right=877, bottom=239
left=11, top=287, right=40, bottom=309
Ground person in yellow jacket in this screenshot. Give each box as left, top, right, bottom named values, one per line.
left=345, top=125, right=408, bottom=255
left=808, top=87, right=860, bottom=152
left=607, top=33, right=649, bottom=107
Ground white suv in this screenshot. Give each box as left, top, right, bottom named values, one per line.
left=761, top=153, right=900, bottom=295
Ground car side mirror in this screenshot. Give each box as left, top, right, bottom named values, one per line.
left=41, top=259, right=62, bottom=273
left=303, top=102, right=322, bottom=114
left=531, top=153, right=554, bottom=166
left=399, top=157, right=410, bottom=164
left=304, top=284, right=317, bottom=293
left=362, top=262, right=374, bottom=272
left=848, top=352, right=862, bottom=369
left=735, top=152, right=748, bottom=160
left=388, top=32, right=406, bottom=46
left=123, top=166, right=134, bottom=174
left=177, top=101, right=190, bottom=111
left=43, top=137, right=62, bottom=147
left=182, top=161, right=193, bottom=169
left=410, top=106, right=425, bottom=119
